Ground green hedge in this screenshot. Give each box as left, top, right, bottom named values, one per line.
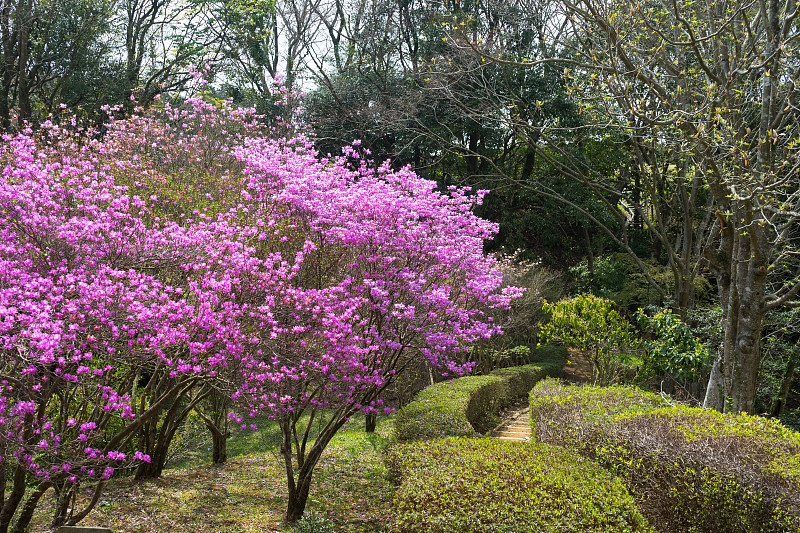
left=529, top=379, right=800, bottom=533
left=393, top=346, right=566, bottom=442
left=384, top=437, right=653, bottom=533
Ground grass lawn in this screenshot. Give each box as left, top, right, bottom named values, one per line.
left=26, top=416, right=395, bottom=532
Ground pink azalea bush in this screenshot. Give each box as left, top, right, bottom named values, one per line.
left=0, top=96, right=517, bottom=529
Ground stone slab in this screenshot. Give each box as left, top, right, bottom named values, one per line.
left=56, top=527, right=113, bottom=533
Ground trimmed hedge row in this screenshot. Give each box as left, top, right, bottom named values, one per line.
left=384, top=437, right=653, bottom=533
left=393, top=346, right=566, bottom=442
left=529, top=379, right=800, bottom=533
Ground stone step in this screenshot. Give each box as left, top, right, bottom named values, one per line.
left=490, top=403, right=533, bottom=442
left=56, top=526, right=113, bottom=533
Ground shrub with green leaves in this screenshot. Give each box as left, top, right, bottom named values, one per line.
left=529, top=379, right=800, bottom=532
left=393, top=347, right=566, bottom=442
left=635, top=308, right=711, bottom=382
left=384, top=437, right=653, bottom=533
left=539, top=295, right=638, bottom=385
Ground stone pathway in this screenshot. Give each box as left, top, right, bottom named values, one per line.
left=491, top=406, right=531, bottom=442
left=491, top=349, right=593, bottom=442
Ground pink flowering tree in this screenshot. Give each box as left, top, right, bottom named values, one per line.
left=233, top=139, right=519, bottom=522
left=0, top=94, right=516, bottom=528
left=0, top=123, right=264, bottom=530
left=97, top=96, right=268, bottom=479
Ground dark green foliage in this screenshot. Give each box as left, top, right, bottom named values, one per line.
left=384, top=438, right=653, bottom=533
left=475, top=141, right=624, bottom=266
left=529, top=380, right=800, bottom=533
left=393, top=347, right=566, bottom=442
left=568, top=253, right=712, bottom=311
left=303, top=69, right=421, bottom=167
left=757, top=308, right=800, bottom=428
left=635, top=308, right=711, bottom=382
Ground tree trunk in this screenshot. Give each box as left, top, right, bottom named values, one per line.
left=280, top=413, right=350, bottom=524
left=0, top=464, right=27, bottom=533
left=281, top=422, right=316, bottom=524
left=49, top=481, right=72, bottom=530
left=15, top=0, right=30, bottom=128
left=703, top=356, right=724, bottom=410
left=704, top=204, right=769, bottom=414
left=771, top=353, right=797, bottom=417
left=135, top=378, right=207, bottom=479
left=136, top=438, right=169, bottom=479
left=12, top=481, right=52, bottom=533
left=284, top=470, right=312, bottom=524
left=582, top=226, right=594, bottom=277
left=212, top=430, right=228, bottom=465
left=195, top=393, right=230, bottom=465
left=365, top=413, right=376, bottom=433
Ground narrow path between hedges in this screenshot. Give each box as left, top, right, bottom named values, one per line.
left=492, top=406, right=531, bottom=441
left=491, top=349, right=591, bottom=442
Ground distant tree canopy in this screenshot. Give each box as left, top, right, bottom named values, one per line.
left=2, top=0, right=800, bottom=416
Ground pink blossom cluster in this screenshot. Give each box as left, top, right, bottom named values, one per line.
left=231, top=137, right=520, bottom=418
left=0, top=94, right=516, bottom=517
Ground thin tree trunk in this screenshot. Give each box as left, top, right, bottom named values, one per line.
left=0, top=464, right=27, bottom=533
left=280, top=413, right=350, bottom=524
left=365, top=413, right=376, bottom=433
left=12, top=481, right=52, bottom=533
left=194, top=396, right=230, bottom=465
left=771, top=353, right=797, bottom=417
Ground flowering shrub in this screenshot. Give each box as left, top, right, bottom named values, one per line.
left=0, top=117, right=271, bottom=530
left=230, top=136, right=519, bottom=521
left=0, top=96, right=514, bottom=528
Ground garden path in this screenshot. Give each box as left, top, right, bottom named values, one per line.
left=491, top=406, right=531, bottom=442
left=490, top=349, right=591, bottom=442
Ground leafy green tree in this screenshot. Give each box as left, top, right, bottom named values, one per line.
left=0, top=0, right=118, bottom=127
left=636, top=308, right=710, bottom=384
left=546, top=0, right=800, bottom=413
left=539, top=295, right=636, bottom=385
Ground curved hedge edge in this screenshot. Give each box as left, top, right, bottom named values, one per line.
left=528, top=380, right=800, bottom=533
left=384, top=437, right=653, bottom=533
left=393, top=346, right=566, bottom=443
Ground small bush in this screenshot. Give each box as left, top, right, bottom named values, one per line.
left=539, top=295, right=638, bottom=385
left=394, top=347, right=566, bottom=442
left=529, top=380, right=800, bottom=532
left=635, top=308, right=711, bottom=382
left=384, top=437, right=653, bottom=533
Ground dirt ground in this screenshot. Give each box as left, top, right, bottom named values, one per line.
left=562, top=348, right=593, bottom=383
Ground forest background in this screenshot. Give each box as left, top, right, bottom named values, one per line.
left=1, top=0, right=799, bottom=423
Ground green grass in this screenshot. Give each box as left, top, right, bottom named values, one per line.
left=26, top=416, right=395, bottom=533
